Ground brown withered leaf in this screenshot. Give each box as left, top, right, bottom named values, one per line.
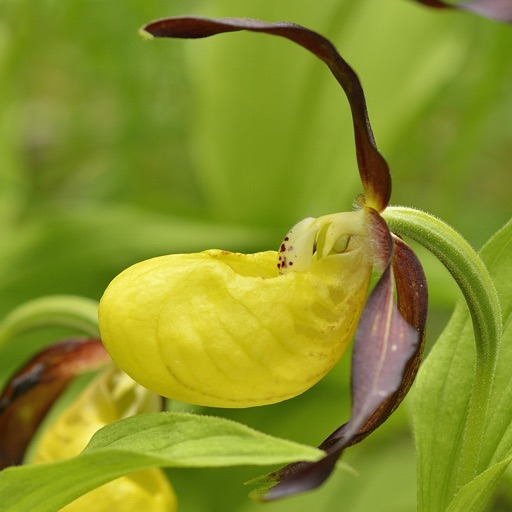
left=0, top=338, right=110, bottom=469
left=413, top=0, right=512, bottom=22
left=141, top=16, right=392, bottom=212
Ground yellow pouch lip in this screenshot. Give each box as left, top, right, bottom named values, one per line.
left=99, top=241, right=372, bottom=408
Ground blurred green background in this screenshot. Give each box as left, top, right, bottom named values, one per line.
left=0, top=0, right=510, bottom=510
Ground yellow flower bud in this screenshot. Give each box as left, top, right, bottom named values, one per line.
left=33, top=368, right=177, bottom=512
left=99, top=210, right=372, bottom=408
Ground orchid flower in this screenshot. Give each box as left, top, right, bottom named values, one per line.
left=0, top=0, right=507, bottom=507
left=98, top=17, right=429, bottom=499
left=0, top=4, right=508, bottom=507
left=0, top=337, right=177, bottom=511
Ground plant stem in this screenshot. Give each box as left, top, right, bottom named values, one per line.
left=0, top=295, right=100, bottom=348
left=382, top=206, right=502, bottom=489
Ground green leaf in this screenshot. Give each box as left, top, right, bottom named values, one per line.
left=446, top=458, right=511, bottom=512
left=414, top=218, right=512, bottom=511
left=0, top=412, right=323, bottom=512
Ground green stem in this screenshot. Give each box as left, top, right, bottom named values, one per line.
left=382, top=206, right=502, bottom=489
left=0, top=295, right=100, bottom=348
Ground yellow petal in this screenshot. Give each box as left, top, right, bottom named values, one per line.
left=33, top=368, right=177, bottom=512
left=99, top=234, right=372, bottom=408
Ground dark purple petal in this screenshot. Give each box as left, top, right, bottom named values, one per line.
left=317, top=241, right=427, bottom=451
left=252, top=213, right=425, bottom=500
left=0, top=338, right=109, bottom=469
left=252, top=450, right=340, bottom=500
left=412, top=0, right=512, bottom=22
left=349, top=266, right=419, bottom=436
left=142, top=16, right=392, bottom=212
left=391, top=234, right=428, bottom=393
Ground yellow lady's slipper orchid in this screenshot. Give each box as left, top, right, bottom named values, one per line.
left=97, top=15, right=430, bottom=500
left=99, top=210, right=373, bottom=408
left=33, top=367, right=177, bottom=512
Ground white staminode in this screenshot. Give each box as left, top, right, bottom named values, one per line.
left=278, top=210, right=368, bottom=274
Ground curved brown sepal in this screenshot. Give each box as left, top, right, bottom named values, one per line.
left=0, top=338, right=110, bottom=469
left=142, top=16, right=392, bottom=211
